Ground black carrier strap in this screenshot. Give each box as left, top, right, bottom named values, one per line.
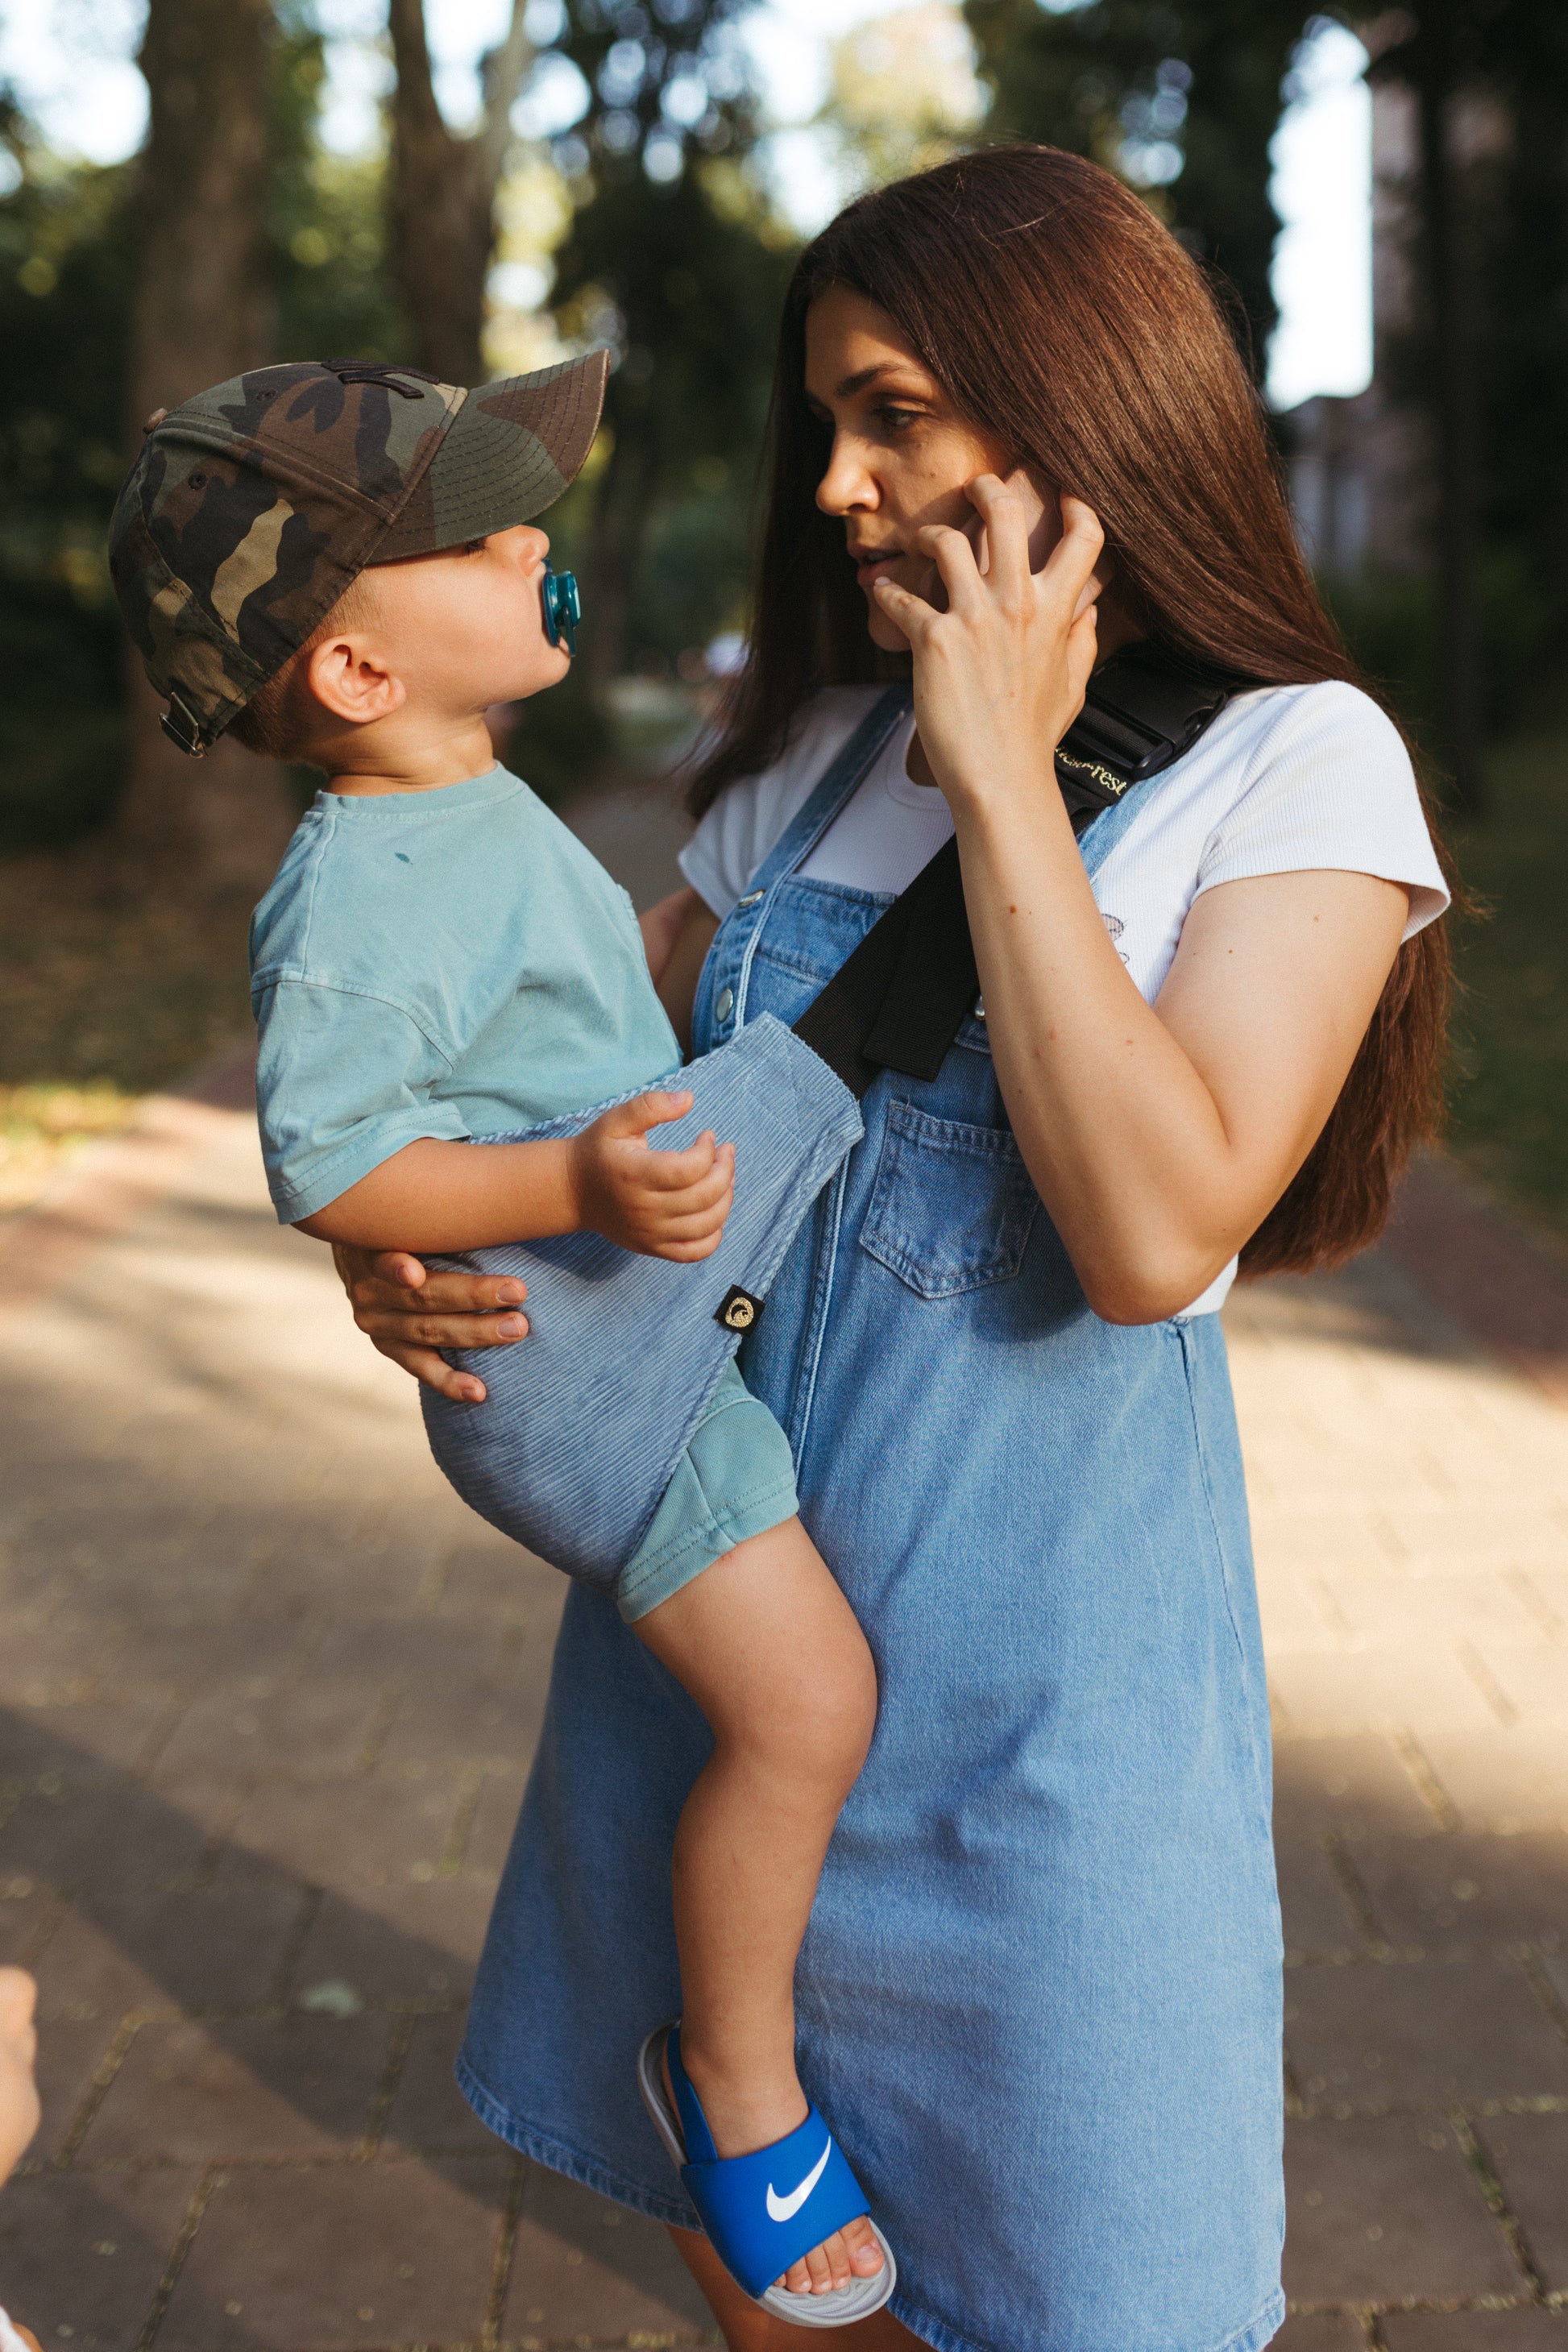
left=791, top=645, right=1235, bottom=1100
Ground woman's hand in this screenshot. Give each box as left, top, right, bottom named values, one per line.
left=872, top=477, right=1105, bottom=811
left=333, top=1244, right=531, bottom=1404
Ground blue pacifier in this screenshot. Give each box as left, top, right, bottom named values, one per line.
left=541, top=559, right=582, bottom=657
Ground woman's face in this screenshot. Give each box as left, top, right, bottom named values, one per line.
left=805, top=285, right=1014, bottom=654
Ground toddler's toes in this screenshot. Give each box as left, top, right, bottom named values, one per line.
left=776, top=2222, right=885, bottom=2297
left=843, top=2215, right=886, bottom=2276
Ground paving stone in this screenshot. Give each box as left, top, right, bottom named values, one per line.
left=97, top=1620, right=306, bottom=1703
left=1277, top=1840, right=1367, bottom=1956
left=150, top=1674, right=391, bottom=1781
left=382, top=2010, right=496, bottom=2154
left=1267, top=1650, right=1502, bottom=1738
left=459, top=1768, right=529, bottom=1873
left=78, top=2013, right=394, bottom=2163
left=289, top=1874, right=497, bottom=2005
left=32, top=1877, right=308, bottom=2019
left=156, top=2155, right=510, bottom=2350
left=504, top=2167, right=711, bottom=2344
left=1273, top=1738, right=1439, bottom=1836
left=1380, top=2314, right=1568, bottom=2349
left=0, top=1700, right=169, bottom=1782
left=27, top=2012, right=127, bottom=2160
left=1271, top=2320, right=1367, bottom=2352
left=1284, top=1956, right=1568, bottom=2109
left=1477, top=2113, right=1568, bottom=2291
left=1351, top=1834, right=1568, bottom=1956
left=432, top=1533, right=564, bottom=1620
left=375, top=1660, right=554, bottom=1769
left=0, top=1778, right=228, bottom=1896
left=0, top=2165, right=201, bottom=2352
left=0, top=1879, right=57, bottom=1964
left=1283, top=2118, right=1522, bottom=2302
left=1412, top=1730, right=1568, bottom=1832
left=1468, top=1647, right=1568, bottom=1721
left=1314, top=1573, right=1553, bottom=1649
left=223, top=1773, right=463, bottom=1885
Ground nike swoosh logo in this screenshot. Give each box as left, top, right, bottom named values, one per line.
left=766, top=2139, right=832, bottom=2223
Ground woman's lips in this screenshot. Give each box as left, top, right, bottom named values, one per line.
left=853, top=552, right=902, bottom=591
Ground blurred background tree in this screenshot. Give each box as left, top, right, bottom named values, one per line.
left=964, top=0, right=1315, bottom=369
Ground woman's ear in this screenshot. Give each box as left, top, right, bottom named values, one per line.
left=304, top=631, right=406, bottom=728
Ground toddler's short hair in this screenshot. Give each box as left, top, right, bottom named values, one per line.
left=227, top=569, right=382, bottom=763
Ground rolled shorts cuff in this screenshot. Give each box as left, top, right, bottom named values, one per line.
left=615, top=1364, right=799, bottom=1623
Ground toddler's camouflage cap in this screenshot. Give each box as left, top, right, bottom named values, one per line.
left=109, top=351, right=611, bottom=756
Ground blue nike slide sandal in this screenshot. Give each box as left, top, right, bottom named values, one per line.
left=637, top=2022, right=898, bottom=2329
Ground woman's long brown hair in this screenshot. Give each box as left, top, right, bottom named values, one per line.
left=686, top=143, right=1456, bottom=1280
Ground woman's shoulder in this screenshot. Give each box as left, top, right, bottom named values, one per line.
left=680, top=687, right=888, bottom=917
left=1224, top=676, right=1412, bottom=769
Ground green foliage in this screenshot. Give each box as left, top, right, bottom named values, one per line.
left=963, top=0, right=1313, bottom=363
left=268, top=6, right=413, bottom=366
left=0, top=120, right=136, bottom=849
left=1446, top=723, right=1568, bottom=1239
left=0, top=11, right=413, bottom=854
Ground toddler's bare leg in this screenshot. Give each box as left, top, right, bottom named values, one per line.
left=634, top=1517, right=885, bottom=2300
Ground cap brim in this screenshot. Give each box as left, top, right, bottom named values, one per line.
left=374, top=349, right=610, bottom=562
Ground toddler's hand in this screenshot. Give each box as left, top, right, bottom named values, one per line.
left=570, top=1091, right=735, bottom=1261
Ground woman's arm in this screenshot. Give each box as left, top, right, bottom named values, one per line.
left=873, top=479, right=1409, bottom=1323
left=643, top=887, right=720, bottom=1052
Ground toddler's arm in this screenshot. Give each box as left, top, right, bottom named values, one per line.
left=297, top=1088, right=735, bottom=1260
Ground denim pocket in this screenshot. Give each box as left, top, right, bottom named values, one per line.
left=859, top=1099, right=1039, bottom=1299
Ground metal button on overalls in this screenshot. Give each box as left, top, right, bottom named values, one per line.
left=715, top=985, right=734, bottom=1023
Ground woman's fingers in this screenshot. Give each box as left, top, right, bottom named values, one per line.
left=350, top=1263, right=528, bottom=1318
left=1041, top=494, right=1105, bottom=615
left=374, top=1340, right=492, bottom=1404
left=965, top=471, right=1034, bottom=597
left=912, top=519, right=987, bottom=612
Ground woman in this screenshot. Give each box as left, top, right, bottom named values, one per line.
left=338, top=148, right=1452, bottom=2350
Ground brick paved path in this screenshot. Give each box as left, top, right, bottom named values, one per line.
left=0, top=782, right=1563, bottom=2350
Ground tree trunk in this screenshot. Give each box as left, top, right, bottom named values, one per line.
left=388, top=0, right=533, bottom=389
left=117, top=0, right=294, bottom=887
left=1413, top=2, right=1486, bottom=812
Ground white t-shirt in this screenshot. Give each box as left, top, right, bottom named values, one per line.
left=678, top=679, right=1450, bottom=1316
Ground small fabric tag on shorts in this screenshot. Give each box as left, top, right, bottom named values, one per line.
left=716, top=1285, right=765, bottom=1333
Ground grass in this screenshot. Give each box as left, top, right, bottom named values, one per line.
left=0, top=845, right=254, bottom=1218
left=1445, top=725, right=1568, bottom=1246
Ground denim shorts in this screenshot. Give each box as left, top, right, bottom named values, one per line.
left=614, top=1361, right=799, bottom=1623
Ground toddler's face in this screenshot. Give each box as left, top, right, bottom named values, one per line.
left=368, top=524, right=570, bottom=717
left=0, top=1967, right=39, bottom=2183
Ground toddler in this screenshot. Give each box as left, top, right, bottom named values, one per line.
left=109, top=356, right=892, bottom=2325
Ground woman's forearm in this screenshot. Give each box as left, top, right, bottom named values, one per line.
left=953, top=782, right=1408, bottom=1321
left=953, top=788, right=1238, bottom=1317
left=297, top=1135, right=579, bottom=1253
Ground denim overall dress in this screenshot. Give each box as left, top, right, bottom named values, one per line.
left=457, top=691, right=1287, bottom=2352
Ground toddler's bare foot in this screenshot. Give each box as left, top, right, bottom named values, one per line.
left=666, top=2043, right=886, bottom=2300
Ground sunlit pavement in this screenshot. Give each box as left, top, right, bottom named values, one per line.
left=0, top=780, right=1564, bottom=2349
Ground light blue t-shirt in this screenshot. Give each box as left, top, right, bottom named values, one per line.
left=249, top=765, right=682, bottom=1224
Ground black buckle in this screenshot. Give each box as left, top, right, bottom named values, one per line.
left=159, top=695, right=206, bottom=757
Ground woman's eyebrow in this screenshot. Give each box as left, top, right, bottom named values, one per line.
left=833, top=361, right=927, bottom=398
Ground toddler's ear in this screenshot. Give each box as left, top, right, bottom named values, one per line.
left=305, top=631, right=406, bottom=728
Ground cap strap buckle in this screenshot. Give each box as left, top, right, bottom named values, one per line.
left=160, top=693, right=206, bottom=757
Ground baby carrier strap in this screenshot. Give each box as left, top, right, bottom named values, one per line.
left=792, top=644, right=1235, bottom=1100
